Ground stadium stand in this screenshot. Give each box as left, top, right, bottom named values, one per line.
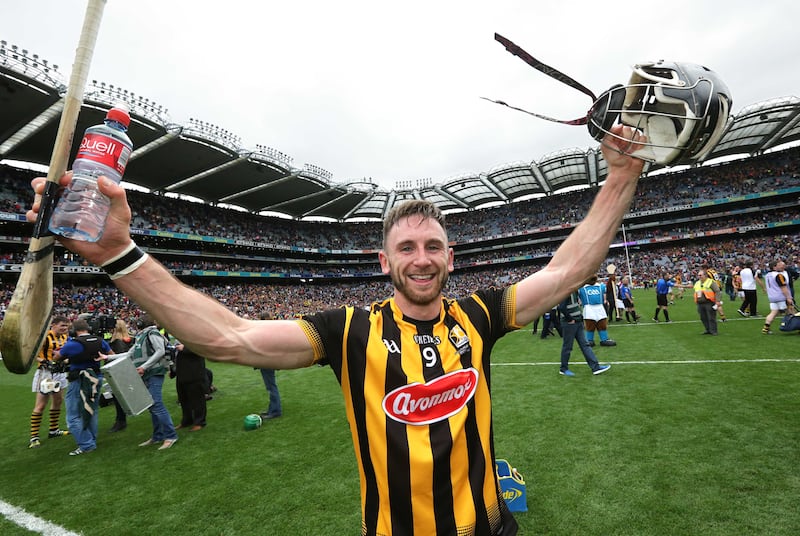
left=1, top=37, right=799, bottom=321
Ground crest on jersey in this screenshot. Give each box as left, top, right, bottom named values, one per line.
left=448, top=325, right=470, bottom=350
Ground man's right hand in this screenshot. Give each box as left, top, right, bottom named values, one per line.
left=28, top=173, right=135, bottom=266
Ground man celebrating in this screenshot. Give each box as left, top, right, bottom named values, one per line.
left=28, top=125, right=644, bottom=535
left=28, top=316, right=70, bottom=449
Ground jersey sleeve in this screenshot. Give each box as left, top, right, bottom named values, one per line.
left=297, top=307, right=350, bottom=366
left=472, top=285, right=521, bottom=336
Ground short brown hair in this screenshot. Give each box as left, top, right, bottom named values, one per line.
left=72, top=319, right=91, bottom=333
left=382, top=200, right=446, bottom=249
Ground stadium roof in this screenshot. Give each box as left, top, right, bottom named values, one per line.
left=2, top=41, right=800, bottom=222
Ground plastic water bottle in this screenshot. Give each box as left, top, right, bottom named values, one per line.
left=49, top=104, right=133, bottom=241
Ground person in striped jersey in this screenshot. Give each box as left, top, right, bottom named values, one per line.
left=28, top=315, right=71, bottom=449
left=27, top=124, right=645, bottom=534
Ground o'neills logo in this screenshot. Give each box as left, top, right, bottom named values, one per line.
left=382, top=368, right=479, bottom=425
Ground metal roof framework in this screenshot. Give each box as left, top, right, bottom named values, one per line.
left=2, top=41, right=799, bottom=221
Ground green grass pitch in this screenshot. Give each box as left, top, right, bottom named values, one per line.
left=1, top=289, right=798, bottom=535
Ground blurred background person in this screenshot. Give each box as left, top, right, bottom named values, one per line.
left=618, top=276, right=641, bottom=323
left=59, top=319, right=112, bottom=455
left=257, top=311, right=281, bottom=421
left=107, top=319, right=134, bottom=433
left=579, top=275, right=616, bottom=346
left=737, top=260, right=762, bottom=317
left=28, top=316, right=71, bottom=449
left=694, top=269, right=722, bottom=336
left=172, top=342, right=208, bottom=431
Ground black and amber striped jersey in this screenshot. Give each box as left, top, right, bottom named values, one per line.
left=706, top=267, right=722, bottom=283
left=37, top=329, right=68, bottom=368
left=299, top=286, right=521, bottom=536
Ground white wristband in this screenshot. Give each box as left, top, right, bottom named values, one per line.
left=101, top=241, right=149, bottom=280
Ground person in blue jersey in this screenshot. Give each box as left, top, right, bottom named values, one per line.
left=56, top=319, right=112, bottom=456
left=578, top=275, right=616, bottom=346
left=618, top=276, right=640, bottom=323
left=653, top=271, right=676, bottom=323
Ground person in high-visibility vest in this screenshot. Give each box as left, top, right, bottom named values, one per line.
left=703, top=264, right=728, bottom=322
left=694, top=269, right=722, bottom=335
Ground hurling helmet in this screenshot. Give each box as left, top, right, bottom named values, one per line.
left=39, top=377, right=63, bottom=394
left=243, top=413, right=262, bottom=431
left=588, top=61, right=732, bottom=166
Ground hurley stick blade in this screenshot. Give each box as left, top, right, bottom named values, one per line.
left=0, top=0, right=107, bottom=374
left=0, top=238, right=56, bottom=374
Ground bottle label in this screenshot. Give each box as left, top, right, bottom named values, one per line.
left=76, top=132, right=131, bottom=175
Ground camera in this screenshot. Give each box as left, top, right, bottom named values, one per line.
left=87, top=314, right=116, bottom=336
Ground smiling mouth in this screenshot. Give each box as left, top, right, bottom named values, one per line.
left=409, top=274, right=434, bottom=282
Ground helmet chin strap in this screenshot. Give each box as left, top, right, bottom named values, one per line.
left=483, top=33, right=599, bottom=126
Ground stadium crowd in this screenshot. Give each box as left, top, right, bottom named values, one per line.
left=1, top=147, right=798, bottom=249
left=1, top=233, right=797, bottom=322
left=1, top=146, right=798, bottom=322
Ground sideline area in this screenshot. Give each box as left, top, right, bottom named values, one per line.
left=0, top=499, right=81, bottom=536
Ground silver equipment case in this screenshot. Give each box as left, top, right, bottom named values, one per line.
left=101, top=356, right=153, bottom=415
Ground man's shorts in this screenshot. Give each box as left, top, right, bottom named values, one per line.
left=769, top=300, right=788, bottom=311
left=31, top=368, right=67, bottom=394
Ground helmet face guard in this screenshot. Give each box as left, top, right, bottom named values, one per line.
left=486, top=35, right=732, bottom=167
left=589, top=61, right=732, bottom=166
left=39, top=377, right=62, bottom=394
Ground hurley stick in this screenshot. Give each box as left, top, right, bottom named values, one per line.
left=0, top=0, right=107, bottom=374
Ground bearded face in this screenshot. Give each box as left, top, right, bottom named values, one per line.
left=379, top=215, right=454, bottom=317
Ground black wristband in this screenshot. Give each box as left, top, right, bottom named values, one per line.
left=102, top=242, right=148, bottom=280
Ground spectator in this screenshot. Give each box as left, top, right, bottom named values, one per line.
left=557, top=290, right=611, bottom=377
left=108, top=318, right=134, bottom=433
left=172, top=342, right=208, bottom=431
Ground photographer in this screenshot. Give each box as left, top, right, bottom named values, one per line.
left=58, top=319, right=112, bottom=456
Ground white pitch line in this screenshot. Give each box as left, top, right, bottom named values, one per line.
left=494, top=358, right=800, bottom=366
left=0, top=499, right=82, bottom=536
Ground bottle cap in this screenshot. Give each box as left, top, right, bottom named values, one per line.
left=106, top=106, right=131, bottom=128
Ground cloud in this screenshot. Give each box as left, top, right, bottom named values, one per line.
left=2, top=0, right=798, bottom=188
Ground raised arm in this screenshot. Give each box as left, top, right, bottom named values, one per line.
left=513, top=125, right=645, bottom=326
left=28, top=174, right=315, bottom=370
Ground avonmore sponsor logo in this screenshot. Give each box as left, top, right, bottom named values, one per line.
left=382, top=368, right=479, bottom=426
